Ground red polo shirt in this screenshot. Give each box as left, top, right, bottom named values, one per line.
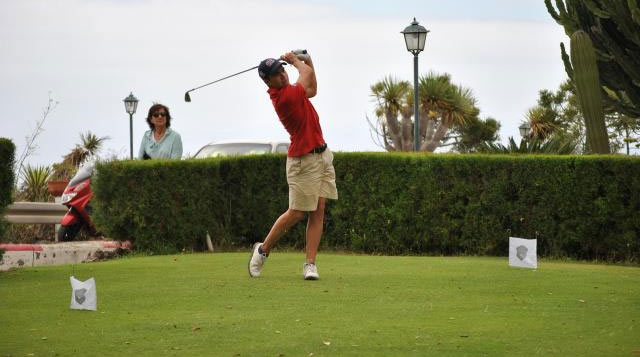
left=268, top=83, right=325, bottom=157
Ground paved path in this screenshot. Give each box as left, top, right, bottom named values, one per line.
left=0, top=240, right=131, bottom=271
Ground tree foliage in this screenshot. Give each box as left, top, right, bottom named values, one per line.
left=51, top=131, right=109, bottom=181
left=369, top=76, right=413, bottom=151
left=478, top=137, right=578, bottom=155
left=18, top=165, right=52, bottom=202
left=448, top=117, right=501, bottom=153
left=368, top=72, right=496, bottom=152
left=526, top=80, right=640, bottom=154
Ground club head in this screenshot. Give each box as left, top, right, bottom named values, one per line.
left=184, top=92, right=191, bottom=102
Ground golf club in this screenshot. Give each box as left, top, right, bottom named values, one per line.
left=184, top=65, right=258, bottom=102
left=184, top=50, right=308, bottom=102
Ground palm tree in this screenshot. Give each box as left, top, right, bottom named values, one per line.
left=525, top=106, right=559, bottom=140
left=418, top=72, right=451, bottom=149
left=52, top=131, right=110, bottom=181
left=64, top=131, right=109, bottom=167
left=478, top=137, right=578, bottom=154
left=420, top=72, right=479, bottom=152
left=81, top=132, right=109, bottom=156
left=20, top=165, right=52, bottom=202
left=369, top=76, right=412, bottom=151
left=399, top=89, right=415, bottom=151
left=63, top=131, right=110, bottom=167
left=369, top=72, right=480, bottom=152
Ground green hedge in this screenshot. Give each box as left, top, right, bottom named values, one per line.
left=0, top=138, right=15, bottom=242
left=93, top=154, right=640, bottom=261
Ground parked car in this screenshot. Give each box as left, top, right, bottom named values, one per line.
left=193, top=140, right=290, bottom=158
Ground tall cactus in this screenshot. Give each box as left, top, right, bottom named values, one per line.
left=545, top=0, right=640, bottom=118
left=570, top=30, right=610, bottom=154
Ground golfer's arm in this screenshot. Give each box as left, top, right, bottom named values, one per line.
left=294, top=59, right=317, bottom=98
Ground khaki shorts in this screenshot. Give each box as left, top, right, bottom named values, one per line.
left=286, top=148, right=338, bottom=211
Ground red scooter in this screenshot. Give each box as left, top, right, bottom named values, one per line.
left=58, top=161, right=99, bottom=241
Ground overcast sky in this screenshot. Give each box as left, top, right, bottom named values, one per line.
left=1, top=0, right=568, bottom=168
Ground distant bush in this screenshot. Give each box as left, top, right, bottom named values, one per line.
left=93, top=153, right=640, bottom=261
left=0, top=138, right=16, bottom=239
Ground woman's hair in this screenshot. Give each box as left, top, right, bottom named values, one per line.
left=146, top=103, right=172, bottom=130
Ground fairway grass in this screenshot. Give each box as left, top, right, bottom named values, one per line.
left=1, top=253, right=639, bottom=356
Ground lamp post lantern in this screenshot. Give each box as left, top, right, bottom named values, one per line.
left=519, top=122, right=531, bottom=139
left=123, top=92, right=139, bottom=160
left=402, top=18, right=429, bottom=152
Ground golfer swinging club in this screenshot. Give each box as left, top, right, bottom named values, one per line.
left=249, top=50, right=338, bottom=280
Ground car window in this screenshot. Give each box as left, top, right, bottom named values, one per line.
left=275, top=143, right=290, bottom=153
left=195, top=143, right=273, bottom=158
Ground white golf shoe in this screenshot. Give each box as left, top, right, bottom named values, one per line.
left=303, top=263, right=319, bottom=280
left=248, top=243, right=268, bottom=277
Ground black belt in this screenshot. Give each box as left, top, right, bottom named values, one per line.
left=308, top=143, right=327, bottom=154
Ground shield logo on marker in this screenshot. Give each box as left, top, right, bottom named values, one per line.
left=516, top=245, right=528, bottom=261
left=509, top=237, right=537, bottom=269
left=75, top=288, right=87, bottom=304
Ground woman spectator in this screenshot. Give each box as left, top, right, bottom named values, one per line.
left=138, top=104, right=182, bottom=159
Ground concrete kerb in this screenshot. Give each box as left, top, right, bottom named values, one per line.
left=0, top=240, right=132, bottom=271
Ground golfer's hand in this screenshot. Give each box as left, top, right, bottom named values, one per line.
left=281, top=52, right=299, bottom=64
left=293, top=49, right=311, bottom=62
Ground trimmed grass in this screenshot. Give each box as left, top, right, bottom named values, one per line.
left=1, top=253, right=639, bottom=356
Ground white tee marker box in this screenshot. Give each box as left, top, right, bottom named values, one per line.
left=509, top=237, right=537, bottom=269
left=70, top=276, right=97, bottom=311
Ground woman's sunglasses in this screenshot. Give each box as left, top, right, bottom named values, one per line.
left=152, top=112, right=167, bottom=118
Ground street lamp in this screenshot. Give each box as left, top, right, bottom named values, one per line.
left=402, top=18, right=429, bottom=152
left=519, top=122, right=531, bottom=139
left=123, top=92, right=139, bottom=160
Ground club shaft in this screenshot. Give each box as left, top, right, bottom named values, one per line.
left=187, top=65, right=259, bottom=93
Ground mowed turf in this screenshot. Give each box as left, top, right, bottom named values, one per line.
left=1, top=253, right=639, bottom=356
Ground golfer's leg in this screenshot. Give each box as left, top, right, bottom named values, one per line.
left=305, top=197, right=326, bottom=264
left=263, top=209, right=305, bottom=253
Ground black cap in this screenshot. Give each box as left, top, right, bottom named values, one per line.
left=258, top=58, right=286, bottom=80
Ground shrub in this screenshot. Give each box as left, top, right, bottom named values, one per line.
left=93, top=153, right=640, bottom=261
left=18, top=165, right=52, bottom=202
left=0, top=138, right=16, bottom=239
left=50, top=161, right=77, bottom=182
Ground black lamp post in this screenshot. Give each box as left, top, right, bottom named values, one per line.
left=123, top=92, right=139, bottom=160
left=519, top=122, right=531, bottom=140
left=402, top=18, right=429, bottom=152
